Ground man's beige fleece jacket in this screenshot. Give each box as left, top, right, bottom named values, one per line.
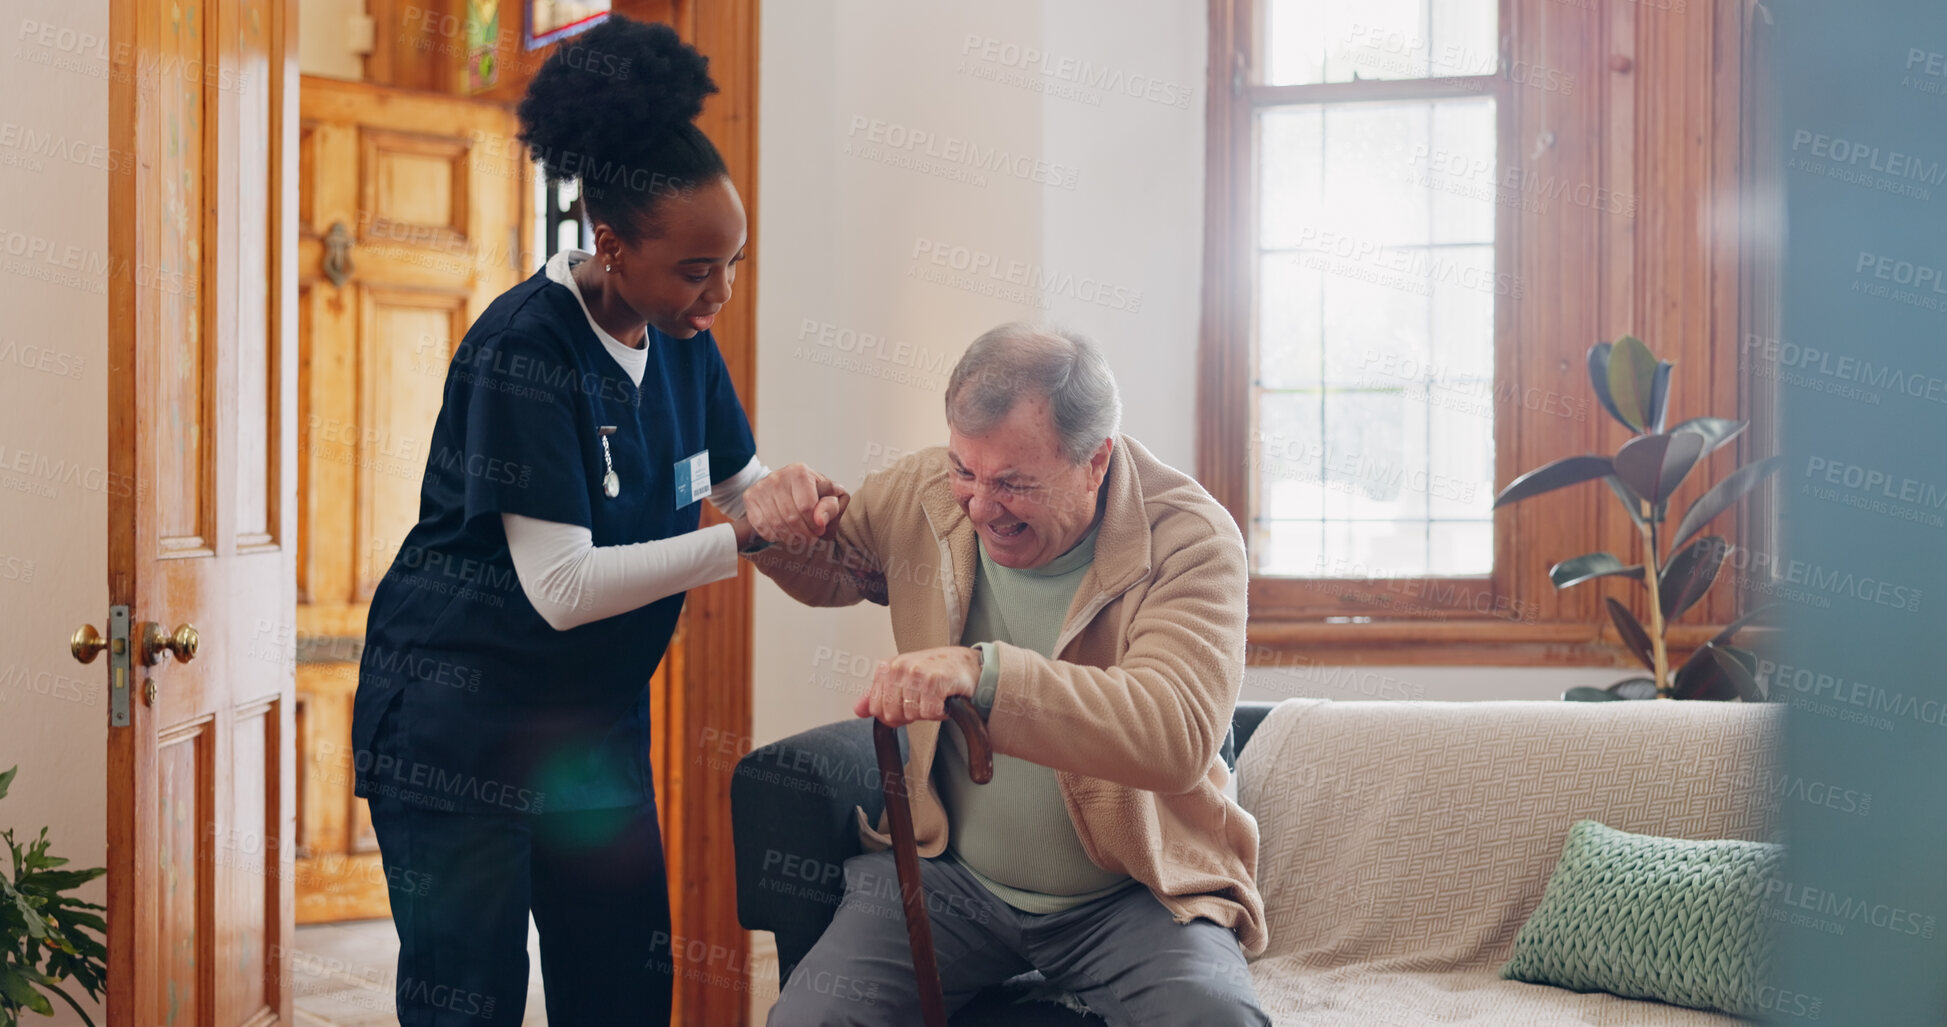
left=751, top=434, right=1267, bottom=956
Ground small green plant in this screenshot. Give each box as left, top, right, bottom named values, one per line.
left=1493, top=335, right=1783, bottom=700
left=0, top=766, right=107, bottom=1027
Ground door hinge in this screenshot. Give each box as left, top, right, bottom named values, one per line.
left=108, top=605, right=132, bottom=727
left=1232, top=50, right=1246, bottom=95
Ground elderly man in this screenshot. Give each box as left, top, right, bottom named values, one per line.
left=737, top=324, right=1267, bottom=1026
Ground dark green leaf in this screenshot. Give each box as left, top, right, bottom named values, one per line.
left=1713, top=646, right=1763, bottom=701
left=1614, top=431, right=1708, bottom=504
left=1, top=968, right=55, bottom=1015
left=1710, top=603, right=1778, bottom=647
left=0, top=765, right=15, bottom=802
left=1606, top=335, right=1659, bottom=432
left=1564, top=686, right=1625, bottom=702
left=20, top=869, right=103, bottom=894
left=1669, top=417, right=1747, bottom=455
left=1493, top=455, right=1616, bottom=508
left=1587, top=342, right=1635, bottom=432
left=1606, top=597, right=1656, bottom=671
left=1549, top=553, right=1645, bottom=590
left=1660, top=535, right=1732, bottom=621
left=13, top=891, right=47, bottom=938
left=1675, top=643, right=1742, bottom=700
left=1648, top=361, right=1674, bottom=433
left=1608, top=677, right=1659, bottom=700
left=1671, top=454, right=1787, bottom=552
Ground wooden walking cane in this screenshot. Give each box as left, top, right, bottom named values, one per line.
left=873, top=694, right=993, bottom=1027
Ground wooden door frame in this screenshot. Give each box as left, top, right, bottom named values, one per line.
left=317, top=0, right=765, bottom=1020
left=658, top=1, right=761, bottom=1021
left=104, top=0, right=755, bottom=1019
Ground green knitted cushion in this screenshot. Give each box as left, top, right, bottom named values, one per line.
left=1502, top=820, right=1784, bottom=1016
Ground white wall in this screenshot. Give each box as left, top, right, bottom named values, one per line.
left=0, top=2, right=110, bottom=1023
left=752, top=1, right=1618, bottom=746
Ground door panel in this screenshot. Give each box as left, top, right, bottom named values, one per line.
left=293, top=76, right=532, bottom=922
left=354, top=289, right=467, bottom=600
left=106, top=0, right=299, bottom=1022
left=156, top=726, right=211, bottom=1025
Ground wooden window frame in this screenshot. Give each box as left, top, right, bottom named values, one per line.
left=1201, top=0, right=1759, bottom=668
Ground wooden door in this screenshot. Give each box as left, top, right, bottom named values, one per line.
left=291, top=76, right=533, bottom=922
left=102, top=0, right=300, bottom=1023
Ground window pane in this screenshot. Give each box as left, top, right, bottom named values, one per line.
left=1323, top=519, right=1428, bottom=579
left=1427, top=100, right=1499, bottom=244
left=1256, top=254, right=1322, bottom=389
left=1255, top=520, right=1327, bottom=577
left=1259, top=108, right=1324, bottom=251
left=1427, top=521, right=1493, bottom=577
left=1256, top=390, right=1324, bottom=521
left=1253, top=96, right=1497, bottom=579
left=1263, top=104, right=1432, bottom=248
left=1318, top=389, right=1421, bottom=523
left=1265, top=0, right=1498, bottom=86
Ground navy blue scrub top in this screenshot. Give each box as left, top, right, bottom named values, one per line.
left=352, top=264, right=756, bottom=814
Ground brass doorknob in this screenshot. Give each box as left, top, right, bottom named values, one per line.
left=140, top=622, right=199, bottom=666
left=71, top=624, right=106, bottom=664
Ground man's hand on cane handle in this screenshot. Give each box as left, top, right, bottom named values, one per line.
left=858, top=646, right=981, bottom=727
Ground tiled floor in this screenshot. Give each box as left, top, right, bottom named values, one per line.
left=291, top=920, right=779, bottom=1026
left=291, top=918, right=550, bottom=1026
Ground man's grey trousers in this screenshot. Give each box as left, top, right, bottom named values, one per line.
left=767, top=850, right=1268, bottom=1026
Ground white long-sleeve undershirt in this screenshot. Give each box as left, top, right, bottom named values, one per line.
left=503, top=455, right=768, bottom=631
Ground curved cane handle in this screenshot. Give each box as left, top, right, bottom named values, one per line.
left=942, top=695, right=993, bottom=784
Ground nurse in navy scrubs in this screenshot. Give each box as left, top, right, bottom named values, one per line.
left=352, top=18, right=837, bottom=1025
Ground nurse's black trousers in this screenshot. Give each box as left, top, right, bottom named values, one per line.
left=370, top=795, right=673, bottom=1025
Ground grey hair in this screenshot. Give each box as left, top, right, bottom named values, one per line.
left=944, top=323, right=1122, bottom=465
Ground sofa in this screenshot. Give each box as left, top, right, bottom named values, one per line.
left=733, top=698, right=1779, bottom=1025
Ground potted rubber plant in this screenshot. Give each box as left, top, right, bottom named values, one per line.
left=1492, top=335, right=1783, bottom=700
left=0, top=765, right=107, bottom=1026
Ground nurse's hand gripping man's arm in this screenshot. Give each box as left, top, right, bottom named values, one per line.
left=347, top=19, right=839, bottom=1027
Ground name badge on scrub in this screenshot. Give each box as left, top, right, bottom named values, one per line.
left=673, top=450, right=710, bottom=509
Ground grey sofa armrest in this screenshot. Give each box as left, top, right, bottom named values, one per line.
left=732, top=717, right=899, bottom=984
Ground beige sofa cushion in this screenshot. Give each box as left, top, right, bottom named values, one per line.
left=1236, top=699, right=1779, bottom=1025
left=1250, top=969, right=1744, bottom=1026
